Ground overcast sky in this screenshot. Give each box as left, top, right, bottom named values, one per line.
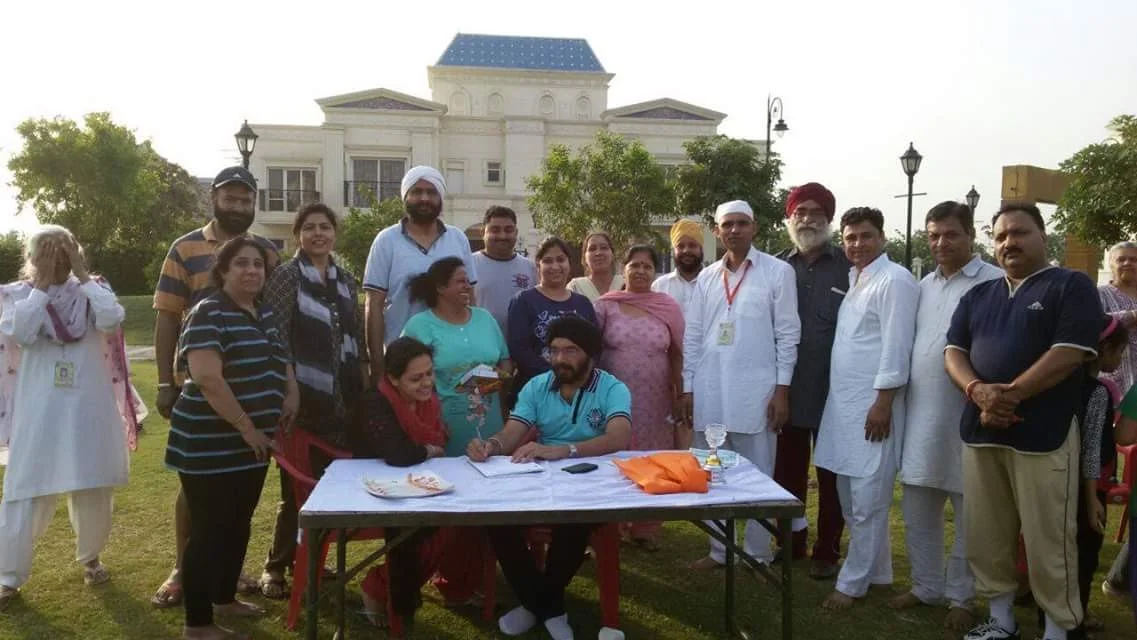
left=2, top=0, right=1134, bottom=238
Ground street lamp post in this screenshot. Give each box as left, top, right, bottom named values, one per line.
left=966, top=185, right=980, bottom=215
left=235, top=120, right=258, bottom=169
left=900, top=142, right=923, bottom=269
left=765, top=95, right=788, bottom=163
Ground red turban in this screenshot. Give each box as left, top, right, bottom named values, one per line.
left=785, top=183, right=836, bottom=221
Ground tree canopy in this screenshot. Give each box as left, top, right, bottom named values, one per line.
left=1053, top=114, right=1137, bottom=246
left=7, top=113, right=202, bottom=292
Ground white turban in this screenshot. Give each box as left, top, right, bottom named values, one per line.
left=400, top=166, right=447, bottom=201
left=714, top=200, right=754, bottom=223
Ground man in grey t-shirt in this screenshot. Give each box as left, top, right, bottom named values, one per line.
left=472, top=205, right=537, bottom=335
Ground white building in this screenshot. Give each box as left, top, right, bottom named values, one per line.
left=246, top=33, right=739, bottom=253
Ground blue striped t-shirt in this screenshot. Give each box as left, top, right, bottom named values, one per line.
left=165, top=291, right=290, bottom=474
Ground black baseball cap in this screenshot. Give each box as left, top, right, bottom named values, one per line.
left=211, top=166, right=257, bottom=192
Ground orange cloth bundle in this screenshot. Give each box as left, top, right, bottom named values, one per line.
left=613, top=452, right=709, bottom=495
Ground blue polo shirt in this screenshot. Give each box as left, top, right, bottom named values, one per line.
left=510, top=369, right=632, bottom=446
left=946, top=267, right=1103, bottom=453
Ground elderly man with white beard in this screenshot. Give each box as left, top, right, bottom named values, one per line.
left=772, top=183, right=850, bottom=579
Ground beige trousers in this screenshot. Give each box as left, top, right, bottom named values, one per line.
left=962, top=421, right=1082, bottom=630
left=0, top=487, right=115, bottom=589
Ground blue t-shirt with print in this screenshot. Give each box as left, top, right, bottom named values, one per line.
left=510, top=369, right=631, bottom=446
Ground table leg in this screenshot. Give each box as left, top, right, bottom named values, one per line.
left=724, top=518, right=735, bottom=635
left=305, top=527, right=324, bottom=640
left=336, top=528, right=348, bottom=639
left=780, top=517, right=792, bottom=640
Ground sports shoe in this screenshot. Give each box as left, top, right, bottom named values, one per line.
left=964, top=618, right=1020, bottom=640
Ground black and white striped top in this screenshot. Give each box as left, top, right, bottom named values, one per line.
left=165, top=291, right=290, bottom=475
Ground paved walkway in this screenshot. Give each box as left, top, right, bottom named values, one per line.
left=126, top=345, right=155, bottom=361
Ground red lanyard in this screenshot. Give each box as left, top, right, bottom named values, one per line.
left=722, top=261, right=751, bottom=309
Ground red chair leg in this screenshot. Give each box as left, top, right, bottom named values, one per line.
left=592, top=523, right=621, bottom=629
left=286, top=539, right=308, bottom=631
left=483, top=551, right=498, bottom=623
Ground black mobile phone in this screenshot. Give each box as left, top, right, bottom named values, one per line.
left=562, top=462, right=599, bottom=474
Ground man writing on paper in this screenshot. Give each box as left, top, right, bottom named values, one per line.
left=679, top=199, right=801, bottom=571
left=467, top=316, right=630, bottom=640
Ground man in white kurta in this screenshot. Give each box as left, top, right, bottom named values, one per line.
left=890, top=203, right=1003, bottom=629
left=815, top=207, right=918, bottom=608
left=0, top=230, right=129, bottom=606
left=681, top=200, right=800, bottom=569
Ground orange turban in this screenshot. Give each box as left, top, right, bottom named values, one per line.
left=669, top=219, right=705, bottom=248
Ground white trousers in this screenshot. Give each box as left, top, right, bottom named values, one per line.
left=834, top=452, right=897, bottom=598
left=0, top=487, right=114, bottom=589
left=696, top=430, right=777, bottom=565
left=900, top=484, right=975, bottom=608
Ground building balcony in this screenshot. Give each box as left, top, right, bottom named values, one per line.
left=258, top=189, right=321, bottom=213
left=343, top=180, right=402, bottom=208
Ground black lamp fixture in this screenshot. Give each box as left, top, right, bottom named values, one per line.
left=900, top=142, right=923, bottom=269
left=765, top=95, right=789, bottom=163
left=235, top=120, right=258, bottom=169
left=965, top=185, right=980, bottom=212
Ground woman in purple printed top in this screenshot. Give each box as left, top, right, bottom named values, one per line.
left=506, top=237, right=597, bottom=406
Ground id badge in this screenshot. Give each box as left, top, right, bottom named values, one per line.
left=717, top=321, right=735, bottom=346
left=54, top=361, right=76, bottom=388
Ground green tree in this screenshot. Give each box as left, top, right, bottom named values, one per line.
left=673, top=135, right=784, bottom=245
left=1053, top=115, right=1137, bottom=246
left=7, top=113, right=201, bottom=292
left=337, top=197, right=404, bottom=276
left=0, top=231, right=24, bottom=283
left=525, top=130, right=674, bottom=249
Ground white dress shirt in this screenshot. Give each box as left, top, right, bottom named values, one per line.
left=900, top=255, right=1003, bottom=493
left=815, top=253, right=919, bottom=478
left=682, top=247, right=800, bottom=434
left=652, top=270, right=699, bottom=315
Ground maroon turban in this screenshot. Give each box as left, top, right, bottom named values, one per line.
left=785, top=183, right=836, bottom=221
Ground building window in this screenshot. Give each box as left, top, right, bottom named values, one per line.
left=487, top=92, right=504, bottom=116
left=575, top=96, right=591, bottom=120
left=263, top=168, right=319, bottom=212
left=445, top=161, right=465, bottom=195
left=538, top=94, right=555, bottom=117
left=450, top=90, right=469, bottom=115
left=346, top=157, right=405, bottom=207
left=485, top=161, right=503, bottom=185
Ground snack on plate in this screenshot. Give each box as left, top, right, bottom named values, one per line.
left=407, top=473, right=443, bottom=493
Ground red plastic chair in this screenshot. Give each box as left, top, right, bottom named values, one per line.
left=480, top=427, right=622, bottom=630
left=276, top=428, right=499, bottom=633
left=1107, top=444, right=1135, bottom=543
left=272, top=430, right=391, bottom=633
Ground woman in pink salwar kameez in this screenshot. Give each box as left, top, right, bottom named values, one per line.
left=595, top=245, right=685, bottom=550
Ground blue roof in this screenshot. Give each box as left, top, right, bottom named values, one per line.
left=437, top=34, right=605, bottom=73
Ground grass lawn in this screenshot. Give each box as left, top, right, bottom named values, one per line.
left=120, top=295, right=155, bottom=347
left=0, top=361, right=1132, bottom=639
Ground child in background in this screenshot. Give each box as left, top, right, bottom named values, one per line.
left=1116, top=342, right=1137, bottom=630
left=1068, top=316, right=1130, bottom=634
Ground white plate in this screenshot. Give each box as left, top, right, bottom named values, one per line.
left=688, top=448, right=740, bottom=468
left=362, top=471, right=455, bottom=499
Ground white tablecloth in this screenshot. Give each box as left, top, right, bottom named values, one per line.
left=301, top=452, right=798, bottom=517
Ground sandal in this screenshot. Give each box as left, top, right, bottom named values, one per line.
left=235, top=573, right=259, bottom=595
left=83, top=562, right=111, bottom=586
left=151, top=578, right=183, bottom=608
left=0, top=586, right=18, bottom=612
left=258, top=572, right=288, bottom=600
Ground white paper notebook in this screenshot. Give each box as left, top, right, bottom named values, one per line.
left=466, top=456, right=544, bottom=478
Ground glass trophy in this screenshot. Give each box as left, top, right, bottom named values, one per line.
left=703, top=423, right=727, bottom=484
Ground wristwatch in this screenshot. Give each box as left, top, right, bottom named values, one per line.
left=568, top=444, right=579, bottom=458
